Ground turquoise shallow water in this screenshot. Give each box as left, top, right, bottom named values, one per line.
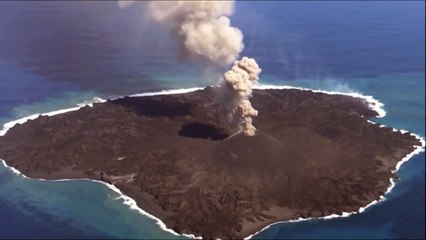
left=0, top=166, right=183, bottom=239
left=0, top=1, right=424, bottom=239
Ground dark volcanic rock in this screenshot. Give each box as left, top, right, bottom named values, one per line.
left=0, top=87, right=422, bottom=239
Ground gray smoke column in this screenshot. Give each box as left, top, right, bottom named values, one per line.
left=118, top=0, right=243, bottom=66
left=118, top=1, right=261, bottom=136
left=218, top=57, right=261, bottom=136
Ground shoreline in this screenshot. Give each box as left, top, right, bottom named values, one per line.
left=243, top=132, right=425, bottom=239
left=0, top=84, right=424, bottom=239
left=0, top=159, right=201, bottom=239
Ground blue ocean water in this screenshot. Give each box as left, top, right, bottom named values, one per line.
left=0, top=1, right=424, bottom=239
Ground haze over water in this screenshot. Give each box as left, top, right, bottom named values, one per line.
left=0, top=1, right=424, bottom=239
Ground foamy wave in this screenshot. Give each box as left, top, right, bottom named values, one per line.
left=77, top=97, right=106, bottom=107
left=104, top=183, right=202, bottom=239
left=1, top=85, right=423, bottom=240
left=129, top=87, right=203, bottom=97
left=0, top=159, right=23, bottom=176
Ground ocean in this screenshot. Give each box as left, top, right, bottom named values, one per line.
left=0, top=1, right=424, bottom=239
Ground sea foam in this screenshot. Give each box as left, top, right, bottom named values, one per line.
left=0, top=85, right=424, bottom=240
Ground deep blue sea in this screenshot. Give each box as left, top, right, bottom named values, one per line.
left=0, top=1, right=424, bottom=239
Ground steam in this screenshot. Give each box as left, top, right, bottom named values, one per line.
left=118, top=1, right=261, bottom=136
left=219, top=57, right=261, bottom=136
left=118, top=0, right=243, bottom=66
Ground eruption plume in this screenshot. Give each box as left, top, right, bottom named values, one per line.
left=118, top=0, right=243, bottom=65
left=218, top=57, right=261, bottom=136
left=118, top=1, right=261, bottom=136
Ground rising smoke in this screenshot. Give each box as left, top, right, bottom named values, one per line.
left=118, top=0, right=261, bottom=136
left=118, top=0, right=243, bottom=65
left=219, top=57, right=262, bottom=136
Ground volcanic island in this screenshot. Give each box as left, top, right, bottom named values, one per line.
left=0, top=86, right=422, bottom=239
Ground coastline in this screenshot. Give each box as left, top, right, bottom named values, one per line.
left=0, top=159, right=201, bottom=239
left=0, top=84, right=424, bottom=239
left=243, top=132, right=425, bottom=239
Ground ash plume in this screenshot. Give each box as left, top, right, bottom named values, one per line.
left=118, top=0, right=243, bottom=65
left=118, top=1, right=262, bottom=136
left=218, top=57, right=262, bottom=136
